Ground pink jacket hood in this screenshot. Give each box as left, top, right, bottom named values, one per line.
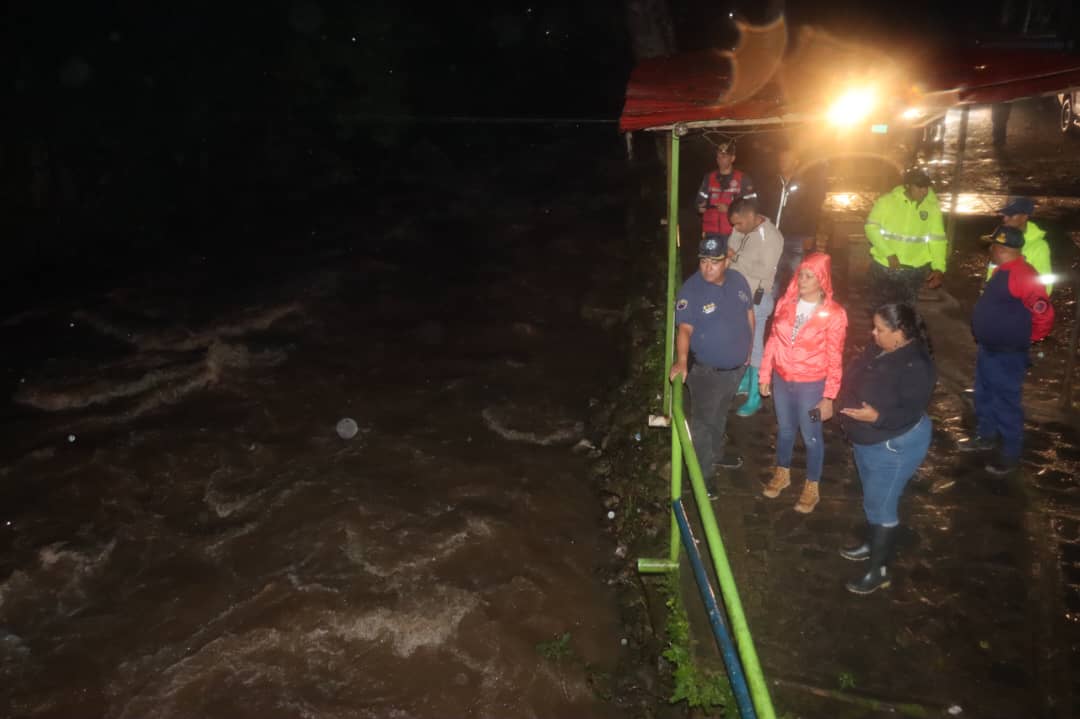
left=776, top=251, right=835, bottom=312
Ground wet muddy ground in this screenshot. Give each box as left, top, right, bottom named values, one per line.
left=0, top=129, right=646, bottom=718
left=668, top=97, right=1080, bottom=717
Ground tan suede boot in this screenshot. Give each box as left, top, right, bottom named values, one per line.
left=794, top=481, right=820, bottom=514
left=762, top=467, right=791, bottom=498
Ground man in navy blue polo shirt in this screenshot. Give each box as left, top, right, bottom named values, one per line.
left=958, top=225, right=1054, bottom=475
left=669, top=236, right=755, bottom=496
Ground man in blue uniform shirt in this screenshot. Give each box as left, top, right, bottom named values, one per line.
left=669, top=236, right=755, bottom=496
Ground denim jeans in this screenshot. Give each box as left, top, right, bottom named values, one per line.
left=687, top=362, right=745, bottom=473
left=771, top=374, right=825, bottom=482
left=852, top=414, right=932, bottom=526
left=749, top=290, right=775, bottom=369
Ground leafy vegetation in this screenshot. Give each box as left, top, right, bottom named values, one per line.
left=661, top=574, right=737, bottom=714
left=535, top=632, right=575, bottom=663
left=837, top=671, right=857, bottom=690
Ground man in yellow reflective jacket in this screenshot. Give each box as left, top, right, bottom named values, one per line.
left=863, top=169, right=946, bottom=310
left=987, top=197, right=1053, bottom=294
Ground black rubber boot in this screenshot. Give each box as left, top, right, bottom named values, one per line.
left=840, top=524, right=870, bottom=561
left=840, top=542, right=870, bottom=561
left=845, top=524, right=896, bottom=595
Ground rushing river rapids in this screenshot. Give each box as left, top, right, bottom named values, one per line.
left=0, top=131, right=636, bottom=718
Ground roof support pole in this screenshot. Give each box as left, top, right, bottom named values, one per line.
left=944, top=106, right=970, bottom=259
left=663, top=129, right=681, bottom=418
left=1061, top=282, right=1080, bottom=411
left=664, top=128, right=682, bottom=564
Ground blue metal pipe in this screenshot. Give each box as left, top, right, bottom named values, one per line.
left=672, top=498, right=757, bottom=719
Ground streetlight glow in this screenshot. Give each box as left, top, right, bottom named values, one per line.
left=826, top=87, right=877, bottom=127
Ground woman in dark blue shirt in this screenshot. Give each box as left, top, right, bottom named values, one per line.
left=837, top=303, right=936, bottom=595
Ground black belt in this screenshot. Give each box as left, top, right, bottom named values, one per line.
left=693, top=360, right=744, bottom=373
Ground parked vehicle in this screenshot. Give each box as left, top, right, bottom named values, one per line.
left=1058, top=90, right=1080, bottom=135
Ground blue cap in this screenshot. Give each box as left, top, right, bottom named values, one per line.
left=998, top=196, right=1034, bottom=216
left=987, top=225, right=1025, bottom=249
left=698, top=236, right=729, bottom=258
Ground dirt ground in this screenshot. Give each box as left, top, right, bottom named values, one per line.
left=662, top=96, right=1080, bottom=718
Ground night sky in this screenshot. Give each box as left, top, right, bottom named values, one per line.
left=3, top=0, right=1074, bottom=282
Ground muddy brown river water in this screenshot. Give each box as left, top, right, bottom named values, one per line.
left=0, top=132, right=637, bottom=718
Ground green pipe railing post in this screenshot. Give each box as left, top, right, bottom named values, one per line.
left=672, top=381, right=777, bottom=719
left=670, top=422, right=683, bottom=562
left=637, top=557, right=679, bottom=573
left=662, top=129, right=681, bottom=418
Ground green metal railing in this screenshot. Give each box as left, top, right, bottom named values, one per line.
left=664, top=130, right=682, bottom=563
left=639, top=128, right=777, bottom=719
left=669, top=382, right=776, bottom=718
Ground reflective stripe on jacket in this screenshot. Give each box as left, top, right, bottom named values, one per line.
left=864, top=185, right=947, bottom=272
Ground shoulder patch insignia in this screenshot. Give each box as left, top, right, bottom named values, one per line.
left=1032, top=299, right=1049, bottom=314
left=676, top=299, right=689, bottom=310
left=738, top=290, right=750, bottom=303
left=702, top=302, right=716, bottom=314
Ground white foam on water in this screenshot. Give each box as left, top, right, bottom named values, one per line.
left=203, top=467, right=263, bottom=519
left=328, top=587, right=480, bottom=657
left=343, top=515, right=493, bottom=580
left=110, top=590, right=477, bottom=713
left=203, top=521, right=258, bottom=558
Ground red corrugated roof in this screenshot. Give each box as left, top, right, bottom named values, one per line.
left=619, top=49, right=788, bottom=132
left=619, top=45, right=1080, bottom=132
left=922, top=47, right=1080, bottom=105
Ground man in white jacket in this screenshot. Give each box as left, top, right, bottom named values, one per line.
left=727, top=195, right=784, bottom=417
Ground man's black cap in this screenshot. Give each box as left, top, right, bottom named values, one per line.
left=903, top=168, right=931, bottom=188
left=698, top=236, right=729, bottom=258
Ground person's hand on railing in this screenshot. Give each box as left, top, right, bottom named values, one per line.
left=669, top=359, right=689, bottom=383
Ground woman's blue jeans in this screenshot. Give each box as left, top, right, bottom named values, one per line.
left=852, top=414, right=932, bottom=526
left=771, top=374, right=825, bottom=482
